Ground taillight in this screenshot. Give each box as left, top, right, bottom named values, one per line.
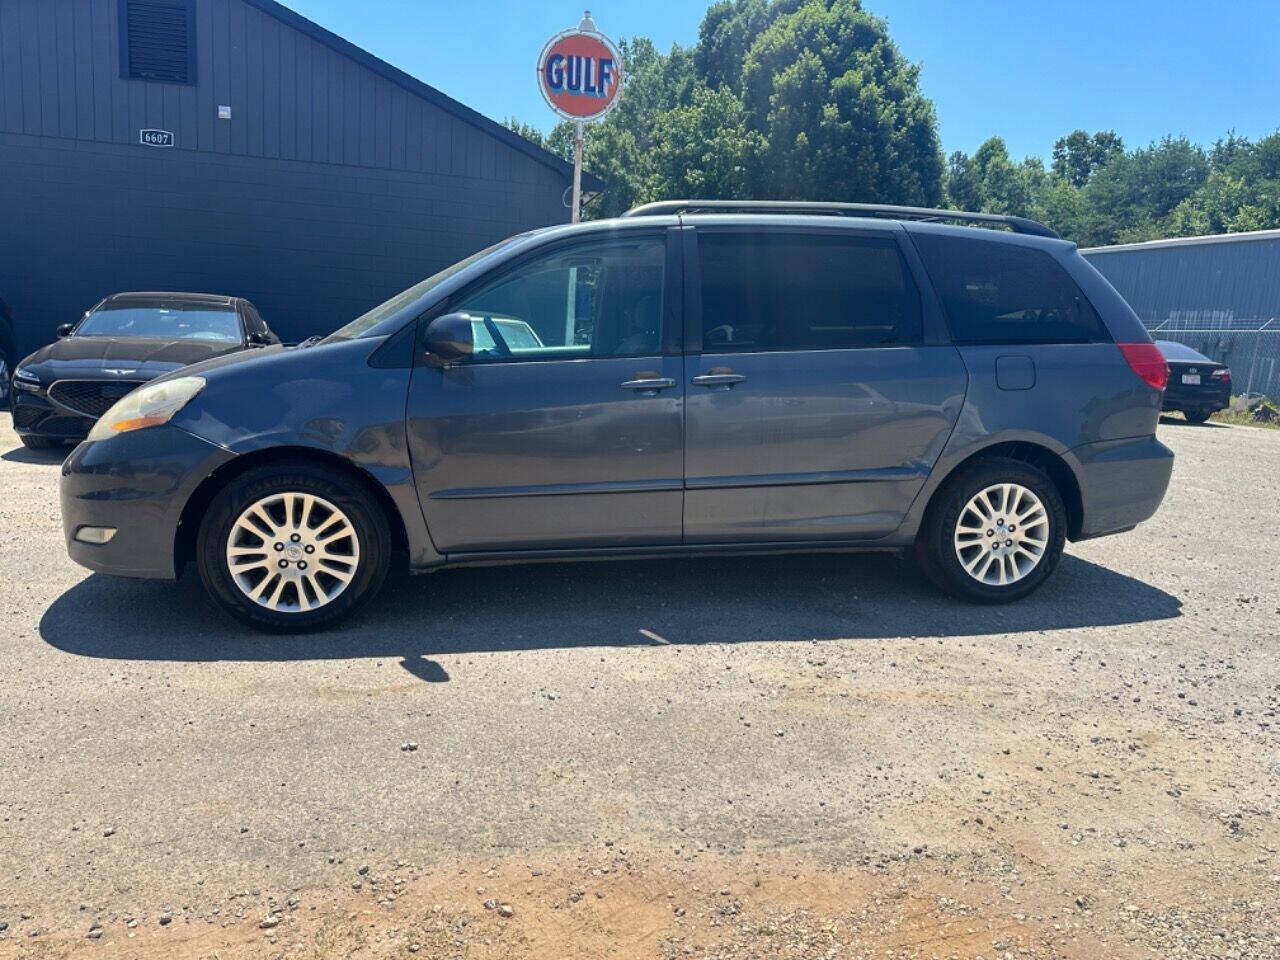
left=1117, top=342, right=1168, bottom=391
left=1211, top=367, right=1232, bottom=382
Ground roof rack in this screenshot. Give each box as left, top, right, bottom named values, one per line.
left=620, top=199, right=1060, bottom=239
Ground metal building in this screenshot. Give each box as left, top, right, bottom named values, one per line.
left=0, top=0, right=594, bottom=355
left=1083, top=230, right=1280, bottom=398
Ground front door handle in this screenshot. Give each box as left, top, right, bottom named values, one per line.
left=621, top=375, right=676, bottom=396
left=691, top=371, right=746, bottom=389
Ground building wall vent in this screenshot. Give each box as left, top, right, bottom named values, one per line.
left=122, top=0, right=196, bottom=85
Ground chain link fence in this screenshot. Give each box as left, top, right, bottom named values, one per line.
left=1147, top=318, right=1280, bottom=400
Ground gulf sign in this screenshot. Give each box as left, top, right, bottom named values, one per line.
left=537, top=29, right=623, bottom=121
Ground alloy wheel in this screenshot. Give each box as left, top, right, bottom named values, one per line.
left=225, top=492, right=360, bottom=613
left=953, top=482, right=1049, bottom=586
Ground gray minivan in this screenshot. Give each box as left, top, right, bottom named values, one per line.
left=60, top=201, right=1174, bottom=632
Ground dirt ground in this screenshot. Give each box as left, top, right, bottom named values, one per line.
left=1, top=417, right=1278, bottom=959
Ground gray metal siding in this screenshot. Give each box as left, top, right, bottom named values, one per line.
left=0, top=0, right=559, bottom=183
left=1, top=129, right=566, bottom=352
left=1083, top=233, right=1280, bottom=328
left=0, top=0, right=573, bottom=355
left=1083, top=234, right=1280, bottom=397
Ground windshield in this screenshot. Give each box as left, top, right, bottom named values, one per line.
left=1155, top=340, right=1212, bottom=362
left=77, top=306, right=243, bottom=342
left=323, top=237, right=522, bottom=342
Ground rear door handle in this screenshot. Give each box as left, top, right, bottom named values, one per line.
left=621, top=376, right=676, bottom=395
left=691, top=372, right=746, bottom=389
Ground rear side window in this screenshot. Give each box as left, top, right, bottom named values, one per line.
left=697, top=232, right=922, bottom=352
left=911, top=233, right=1110, bottom=345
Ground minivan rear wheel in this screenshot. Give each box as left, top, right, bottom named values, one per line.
left=196, top=462, right=391, bottom=633
left=917, top=458, right=1067, bottom=603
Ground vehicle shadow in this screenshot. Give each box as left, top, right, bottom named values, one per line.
left=1, top=443, right=69, bottom=464
left=1158, top=414, right=1227, bottom=428
left=40, top=553, right=1181, bottom=680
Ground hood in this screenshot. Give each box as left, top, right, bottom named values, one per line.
left=18, top=336, right=244, bottom=381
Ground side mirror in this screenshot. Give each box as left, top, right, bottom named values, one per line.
left=247, top=331, right=272, bottom=346
left=424, top=312, right=475, bottom=362
left=56, top=323, right=74, bottom=338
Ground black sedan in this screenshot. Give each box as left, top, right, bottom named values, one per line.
left=11, top=292, right=277, bottom=449
left=1155, top=339, right=1232, bottom=424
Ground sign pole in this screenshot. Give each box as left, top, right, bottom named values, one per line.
left=538, top=13, right=623, bottom=224
left=571, top=120, right=584, bottom=224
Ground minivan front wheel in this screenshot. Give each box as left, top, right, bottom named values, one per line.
left=196, top=463, right=391, bottom=632
left=917, top=458, right=1067, bottom=603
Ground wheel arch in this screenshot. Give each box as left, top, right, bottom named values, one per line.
left=174, top=446, right=411, bottom=575
left=919, top=440, right=1084, bottom=542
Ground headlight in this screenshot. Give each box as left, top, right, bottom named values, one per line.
left=87, top=376, right=205, bottom=442
left=12, top=368, right=41, bottom=392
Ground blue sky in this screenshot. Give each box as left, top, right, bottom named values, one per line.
left=278, top=0, right=1280, bottom=160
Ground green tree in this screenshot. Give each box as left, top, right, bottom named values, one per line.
left=648, top=85, right=764, bottom=198
left=1050, top=130, right=1123, bottom=188
left=1076, top=137, right=1210, bottom=244
left=695, top=0, right=771, bottom=92
left=944, top=150, right=981, bottom=212
left=1166, top=170, right=1254, bottom=236
left=736, top=0, right=944, bottom=204
left=504, top=3, right=1280, bottom=241
left=509, top=0, right=945, bottom=215
left=1037, top=178, right=1089, bottom=242
left=1257, top=132, right=1280, bottom=180
left=1209, top=131, right=1280, bottom=183
left=573, top=37, right=700, bottom=217
left=944, top=138, right=1041, bottom=217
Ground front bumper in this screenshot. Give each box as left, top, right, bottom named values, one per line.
left=1068, top=434, right=1174, bottom=540
left=11, top=389, right=95, bottom=439
left=61, top=425, right=234, bottom=579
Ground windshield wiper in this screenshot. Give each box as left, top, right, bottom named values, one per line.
left=297, top=335, right=323, bottom=348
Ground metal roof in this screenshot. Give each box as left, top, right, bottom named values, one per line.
left=1081, top=228, right=1280, bottom=255
left=244, top=0, right=602, bottom=191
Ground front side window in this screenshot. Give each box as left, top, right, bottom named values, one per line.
left=77, top=305, right=242, bottom=342
left=911, top=233, right=1109, bottom=344
left=697, top=231, right=923, bottom=352
left=454, top=236, right=665, bottom=359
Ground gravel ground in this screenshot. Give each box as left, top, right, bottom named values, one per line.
left=0, top=415, right=1277, bottom=959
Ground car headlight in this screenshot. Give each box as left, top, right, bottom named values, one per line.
left=87, top=376, right=206, bottom=442
left=12, top=368, right=42, bottom=392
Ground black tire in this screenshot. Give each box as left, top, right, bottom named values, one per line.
left=916, top=457, right=1067, bottom=604
left=1183, top=409, right=1211, bottom=424
left=1, top=364, right=11, bottom=409
left=196, top=462, right=392, bottom=633
left=20, top=434, right=65, bottom=450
